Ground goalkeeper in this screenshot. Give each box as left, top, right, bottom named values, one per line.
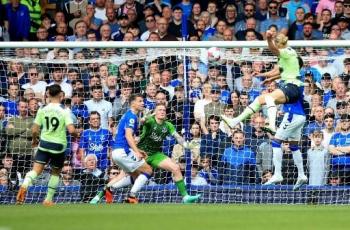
left=92, top=103, right=201, bottom=204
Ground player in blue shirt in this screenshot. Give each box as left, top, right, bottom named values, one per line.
left=91, top=94, right=152, bottom=204
left=79, top=111, right=112, bottom=171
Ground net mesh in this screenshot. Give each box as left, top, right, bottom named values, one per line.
left=0, top=45, right=350, bottom=204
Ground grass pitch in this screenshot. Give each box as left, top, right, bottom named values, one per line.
left=0, top=204, right=349, bottom=230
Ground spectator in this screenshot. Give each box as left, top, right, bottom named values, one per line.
left=113, top=82, right=132, bottom=121
left=1, top=154, right=20, bottom=187
left=332, top=1, right=345, bottom=24
left=112, top=14, right=130, bottom=41
left=5, top=100, right=33, bottom=175
left=21, top=65, right=47, bottom=100
left=172, top=122, right=201, bottom=164
left=344, top=0, right=350, bottom=19
left=338, top=16, right=350, bottom=40
left=5, top=0, right=30, bottom=41
left=2, top=83, right=20, bottom=117
left=199, top=155, right=219, bottom=185
left=282, top=0, right=310, bottom=24
left=328, top=114, right=350, bottom=185
left=200, top=115, right=228, bottom=166
left=260, top=0, right=288, bottom=38
left=65, top=0, right=89, bottom=29
left=118, top=0, right=144, bottom=23
left=307, top=130, right=329, bottom=186
left=219, top=105, right=236, bottom=136
left=84, top=85, right=113, bottom=129
left=48, top=64, right=73, bottom=98
left=321, top=113, right=336, bottom=149
left=328, top=171, right=343, bottom=186
left=59, top=162, right=81, bottom=186
left=78, top=111, right=112, bottom=171
left=318, top=9, right=333, bottom=39
left=316, top=0, right=337, bottom=23
left=236, top=17, right=263, bottom=41
left=208, top=20, right=227, bottom=41
left=202, top=86, right=225, bottom=132
left=160, top=70, right=175, bottom=100
left=206, top=1, right=219, bottom=27
left=314, top=50, right=339, bottom=77
left=295, top=22, right=323, bottom=40
left=105, top=7, right=119, bottom=34
left=168, top=6, right=194, bottom=41
left=140, top=15, right=157, bottom=41
left=94, top=0, right=107, bottom=21
left=288, top=7, right=306, bottom=40
left=48, top=11, right=74, bottom=37
left=0, top=105, right=7, bottom=152
left=221, top=130, right=256, bottom=185
left=156, top=17, right=177, bottom=41
left=261, top=169, right=273, bottom=184
left=224, top=4, right=238, bottom=28
left=199, top=11, right=216, bottom=40
left=306, top=105, right=325, bottom=137
left=169, top=86, right=185, bottom=132
left=327, top=82, right=347, bottom=111
left=79, top=154, right=105, bottom=202
left=36, top=26, right=49, bottom=41
left=235, top=2, right=259, bottom=33
left=67, top=20, right=88, bottom=41
left=190, top=2, right=202, bottom=25
left=190, top=161, right=208, bottom=186
left=0, top=168, right=8, bottom=186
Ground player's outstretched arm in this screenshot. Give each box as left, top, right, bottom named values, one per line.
left=31, top=123, right=40, bottom=147
left=173, top=132, right=197, bottom=149
left=67, top=124, right=78, bottom=138
left=266, top=30, right=280, bottom=56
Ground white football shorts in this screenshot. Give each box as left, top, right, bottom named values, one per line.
left=112, top=148, right=145, bottom=173
left=275, top=113, right=306, bottom=141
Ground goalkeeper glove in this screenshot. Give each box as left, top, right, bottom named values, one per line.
left=183, top=141, right=199, bottom=149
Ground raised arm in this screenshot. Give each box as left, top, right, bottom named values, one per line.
left=266, top=30, right=280, bottom=56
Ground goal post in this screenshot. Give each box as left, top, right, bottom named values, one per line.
left=0, top=41, right=350, bottom=204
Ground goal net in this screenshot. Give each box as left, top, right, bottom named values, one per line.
left=0, top=41, right=350, bottom=204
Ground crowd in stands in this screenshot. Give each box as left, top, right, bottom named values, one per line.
left=1, top=0, right=350, bottom=202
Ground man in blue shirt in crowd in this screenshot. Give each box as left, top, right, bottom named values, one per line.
left=5, top=0, right=30, bottom=41
left=79, top=111, right=112, bottom=171
left=329, top=114, right=350, bottom=185
left=221, top=130, right=256, bottom=185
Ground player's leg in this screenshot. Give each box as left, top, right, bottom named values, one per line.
left=288, top=115, right=308, bottom=190
left=42, top=152, right=65, bottom=206
left=264, top=138, right=284, bottom=185
left=16, top=149, right=47, bottom=204
left=126, top=162, right=152, bottom=203
left=91, top=149, right=145, bottom=204
left=222, top=89, right=286, bottom=131
left=152, top=153, right=201, bottom=203
left=264, top=113, right=291, bottom=185
left=91, top=170, right=132, bottom=204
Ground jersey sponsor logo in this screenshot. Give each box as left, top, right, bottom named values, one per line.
left=150, top=131, right=163, bottom=142
left=89, top=143, right=104, bottom=152
left=162, top=127, right=167, bottom=133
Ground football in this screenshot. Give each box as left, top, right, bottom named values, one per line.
left=207, top=47, right=222, bottom=62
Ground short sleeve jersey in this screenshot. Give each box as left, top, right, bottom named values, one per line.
left=79, top=128, right=112, bottom=170
left=138, top=116, right=176, bottom=154
left=112, top=109, right=138, bottom=153
left=278, top=47, right=302, bottom=86
left=34, top=103, right=73, bottom=153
